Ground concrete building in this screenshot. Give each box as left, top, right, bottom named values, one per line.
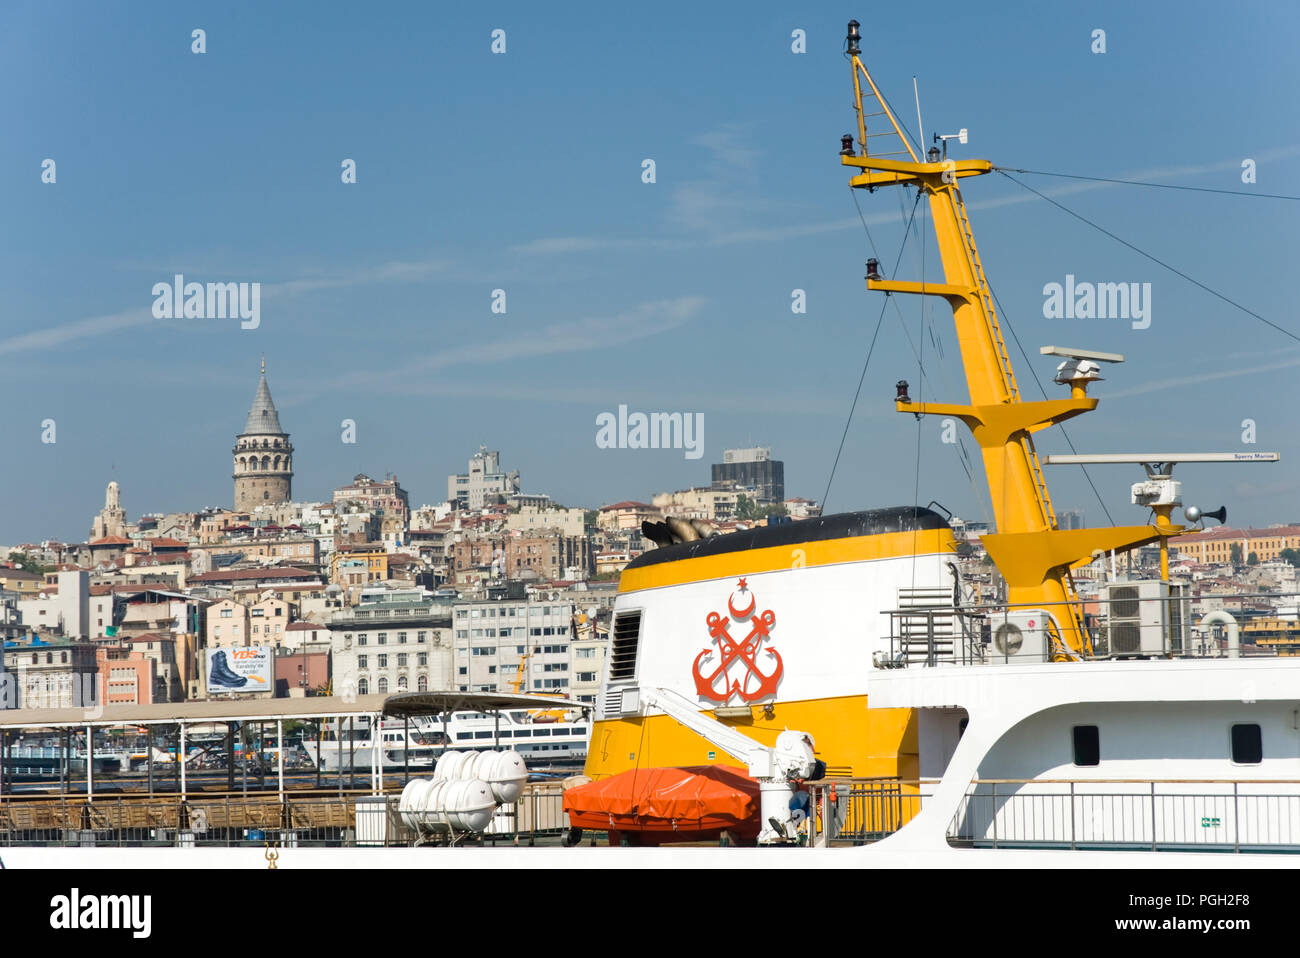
left=0, top=567, right=43, bottom=597
left=190, top=536, right=319, bottom=574
left=97, top=646, right=157, bottom=706
left=17, top=570, right=91, bottom=639
left=596, top=501, right=661, bottom=532
left=233, top=362, right=293, bottom=512
left=505, top=534, right=593, bottom=581
left=333, top=474, right=410, bottom=526
left=451, top=597, right=575, bottom=694
left=1173, top=525, right=1300, bottom=565
left=448, top=447, right=521, bottom=511
left=328, top=591, right=452, bottom=698
left=2, top=639, right=100, bottom=710
left=249, top=596, right=291, bottom=646
left=504, top=504, right=586, bottom=538
left=712, top=446, right=785, bottom=504
left=652, top=486, right=738, bottom=522
left=206, top=599, right=249, bottom=649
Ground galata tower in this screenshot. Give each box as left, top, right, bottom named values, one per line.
left=233, top=360, right=293, bottom=511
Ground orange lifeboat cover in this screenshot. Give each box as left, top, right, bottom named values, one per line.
left=564, top=765, right=758, bottom=829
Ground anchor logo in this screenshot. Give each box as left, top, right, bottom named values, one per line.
left=692, top=578, right=782, bottom=703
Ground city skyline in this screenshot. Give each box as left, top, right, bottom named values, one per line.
left=4, top=1, right=1299, bottom=543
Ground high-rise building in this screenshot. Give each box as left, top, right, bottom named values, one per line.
left=447, top=446, right=520, bottom=511
left=711, top=446, right=784, bottom=504
left=233, top=361, right=293, bottom=512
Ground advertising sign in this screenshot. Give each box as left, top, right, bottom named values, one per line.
left=207, top=646, right=271, bottom=693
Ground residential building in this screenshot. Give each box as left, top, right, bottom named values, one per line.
left=2, top=639, right=100, bottom=710
left=1173, top=525, right=1300, bottom=565
left=333, top=474, right=410, bottom=526
left=328, top=591, right=452, bottom=698
left=597, top=501, right=661, bottom=532
left=451, top=597, right=575, bottom=694
left=652, top=486, right=738, bottom=522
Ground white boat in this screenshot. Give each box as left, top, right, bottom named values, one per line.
left=302, top=710, right=589, bottom=772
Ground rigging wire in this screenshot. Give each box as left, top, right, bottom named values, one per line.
left=822, top=191, right=924, bottom=511
left=909, top=193, right=928, bottom=594
left=996, top=170, right=1300, bottom=345
left=995, top=166, right=1300, bottom=202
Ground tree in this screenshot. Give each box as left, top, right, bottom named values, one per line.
left=1280, top=548, right=1300, bottom=568
left=762, top=503, right=789, bottom=519
left=1230, top=543, right=1244, bottom=567
left=734, top=495, right=761, bottom=521
left=7, top=550, right=50, bottom=575
left=1248, top=552, right=1260, bottom=566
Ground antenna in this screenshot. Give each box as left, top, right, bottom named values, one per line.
left=913, top=75, right=924, bottom=154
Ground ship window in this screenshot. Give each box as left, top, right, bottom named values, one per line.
left=1072, top=725, right=1100, bottom=766
left=474, top=731, right=493, bottom=740
left=456, top=732, right=473, bottom=740
left=1231, top=724, right=1262, bottom=765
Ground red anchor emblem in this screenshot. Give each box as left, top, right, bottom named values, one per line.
left=692, top=577, right=782, bottom=703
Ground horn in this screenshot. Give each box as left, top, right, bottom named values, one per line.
left=1204, top=506, right=1227, bottom=524
left=641, top=521, right=673, bottom=547
left=688, top=519, right=717, bottom=539
left=665, top=516, right=700, bottom=543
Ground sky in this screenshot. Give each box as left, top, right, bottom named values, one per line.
left=2, top=0, right=1299, bottom=544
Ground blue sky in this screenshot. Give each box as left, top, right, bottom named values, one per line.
left=3, top=1, right=1299, bottom=543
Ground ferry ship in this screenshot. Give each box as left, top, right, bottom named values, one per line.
left=566, top=21, right=1300, bottom=856
left=303, top=710, right=590, bottom=772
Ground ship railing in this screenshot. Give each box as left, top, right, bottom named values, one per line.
left=0, top=782, right=576, bottom=848
left=881, top=590, right=1289, bottom=667
left=804, top=778, right=939, bottom=847
left=948, top=778, right=1300, bottom=852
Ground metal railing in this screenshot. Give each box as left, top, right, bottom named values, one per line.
left=804, top=778, right=933, bottom=846
left=0, top=782, right=574, bottom=848
left=804, top=777, right=1300, bottom=853
left=950, top=779, right=1300, bottom=852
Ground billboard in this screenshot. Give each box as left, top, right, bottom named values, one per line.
left=207, top=646, right=271, bottom=694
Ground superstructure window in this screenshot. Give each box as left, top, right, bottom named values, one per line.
left=1231, top=724, right=1262, bottom=765
left=1072, top=725, right=1100, bottom=767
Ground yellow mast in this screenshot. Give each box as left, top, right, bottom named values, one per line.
left=840, top=21, right=1178, bottom=657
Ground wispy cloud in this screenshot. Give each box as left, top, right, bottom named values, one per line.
left=512, top=145, right=1300, bottom=255
left=0, top=308, right=155, bottom=357
left=1107, top=347, right=1300, bottom=399
left=0, top=258, right=450, bottom=356
left=290, top=296, right=709, bottom=401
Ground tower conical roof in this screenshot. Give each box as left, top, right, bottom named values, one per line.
left=242, top=372, right=285, bottom=435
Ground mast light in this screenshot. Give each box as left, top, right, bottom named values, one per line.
left=846, top=20, right=861, bottom=55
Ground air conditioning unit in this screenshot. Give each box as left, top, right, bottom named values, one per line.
left=986, top=609, right=1053, bottom=663
left=1103, top=580, right=1175, bottom=657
